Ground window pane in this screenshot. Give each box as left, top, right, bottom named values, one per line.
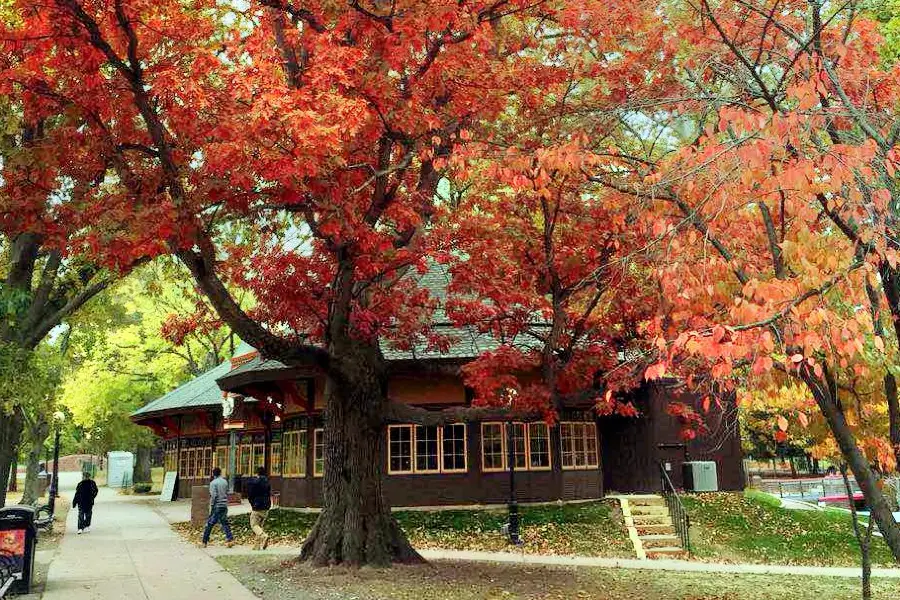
left=442, top=424, right=466, bottom=472
left=298, top=430, right=308, bottom=476
left=389, top=426, right=412, bottom=473
left=528, top=423, right=550, bottom=468
left=512, top=423, right=527, bottom=469
left=271, top=443, right=282, bottom=476
left=561, top=423, right=575, bottom=468
left=572, top=424, right=586, bottom=466
left=482, top=423, right=505, bottom=470
left=585, top=424, right=598, bottom=467
left=415, top=426, right=439, bottom=472
left=314, top=429, right=325, bottom=476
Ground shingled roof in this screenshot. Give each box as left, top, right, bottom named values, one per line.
left=131, top=342, right=254, bottom=418
left=134, top=263, right=542, bottom=417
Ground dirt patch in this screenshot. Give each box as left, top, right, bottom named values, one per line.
left=217, top=556, right=897, bottom=600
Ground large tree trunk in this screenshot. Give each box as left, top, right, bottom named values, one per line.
left=134, top=445, right=152, bottom=485
left=0, top=409, right=24, bottom=508
left=299, top=340, right=421, bottom=567
left=803, top=368, right=900, bottom=562
left=21, top=412, right=50, bottom=505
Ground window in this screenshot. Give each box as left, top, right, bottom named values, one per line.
left=481, top=423, right=506, bottom=471
left=238, top=443, right=251, bottom=475
left=164, top=441, right=178, bottom=472
left=214, top=447, right=228, bottom=476
left=388, top=425, right=414, bottom=474
left=481, top=422, right=552, bottom=472
left=415, top=426, right=440, bottom=473
left=560, top=422, right=599, bottom=470
left=200, top=447, right=212, bottom=478
left=270, top=442, right=282, bottom=476
left=252, top=443, right=265, bottom=471
left=388, top=424, right=468, bottom=474
left=314, top=429, right=325, bottom=476
left=283, top=430, right=307, bottom=477
left=442, top=424, right=467, bottom=472
left=528, top=423, right=551, bottom=469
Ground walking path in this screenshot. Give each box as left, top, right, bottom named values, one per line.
left=207, top=545, right=900, bottom=579
left=41, top=487, right=255, bottom=600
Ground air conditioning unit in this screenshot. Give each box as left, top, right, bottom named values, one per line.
left=683, top=461, right=718, bottom=492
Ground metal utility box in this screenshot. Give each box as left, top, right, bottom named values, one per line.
left=106, top=451, right=134, bottom=488
left=0, top=506, right=37, bottom=596
left=683, top=461, right=719, bottom=492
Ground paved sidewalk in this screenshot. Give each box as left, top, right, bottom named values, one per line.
left=207, top=545, right=900, bottom=579
left=42, top=487, right=255, bottom=600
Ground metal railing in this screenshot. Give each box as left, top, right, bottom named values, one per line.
left=659, top=463, right=691, bottom=555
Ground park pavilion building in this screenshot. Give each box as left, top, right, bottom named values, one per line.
left=132, top=270, right=744, bottom=506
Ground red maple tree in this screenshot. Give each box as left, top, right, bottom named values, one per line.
left=0, top=0, right=659, bottom=564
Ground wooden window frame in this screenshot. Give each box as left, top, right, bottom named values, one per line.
left=560, top=421, right=600, bottom=471
left=283, top=430, right=307, bottom=477
left=440, top=423, right=468, bottom=474
left=270, top=442, right=282, bottom=477
left=387, top=424, right=415, bottom=475
left=387, top=424, right=469, bottom=476
left=413, top=425, right=441, bottom=474
left=481, top=422, right=507, bottom=472
left=313, top=428, right=325, bottom=477
left=481, top=422, right=552, bottom=473
left=527, top=422, right=552, bottom=471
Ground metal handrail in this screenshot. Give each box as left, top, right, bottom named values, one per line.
left=659, top=463, right=691, bottom=555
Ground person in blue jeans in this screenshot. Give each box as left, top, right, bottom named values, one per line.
left=202, top=468, right=234, bottom=548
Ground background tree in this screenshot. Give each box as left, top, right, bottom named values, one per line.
left=61, top=260, right=235, bottom=483
left=592, top=0, right=900, bottom=560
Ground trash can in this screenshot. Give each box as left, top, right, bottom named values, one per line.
left=0, top=506, right=37, bottom=595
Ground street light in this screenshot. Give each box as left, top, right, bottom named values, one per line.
left=506, top=420, right=522, bottom=545
left=48, top=411, right=65, bottom=514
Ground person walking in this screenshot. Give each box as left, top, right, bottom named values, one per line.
left=247, top=467, right=272, bottom=550
left=72, top=471, right=98, bottom=534
left=202, top=467, right=234, bottom=548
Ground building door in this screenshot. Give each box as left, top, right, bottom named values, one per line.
left=657, top=443, right=687, bottom=490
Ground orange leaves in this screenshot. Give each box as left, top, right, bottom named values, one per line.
left=644, top=361, right=668, bottom=380
left=777, top=415, right=789, bottom=432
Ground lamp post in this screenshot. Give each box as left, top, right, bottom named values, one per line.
left=48, top=412, right=64, bottom=514
left=506, top=420, right=522, bottom=545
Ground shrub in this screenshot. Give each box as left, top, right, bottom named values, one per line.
left=133, top=483, right=153, bottom=494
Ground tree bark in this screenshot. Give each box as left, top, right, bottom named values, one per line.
left=884, top=373, right=900, bottom=474
left=21, top=412, right=50, bottom=505
left=299, top=339, right=422, bottom=567
left=802, top=368, right=900, bottom=562
left=134, top=445, right=152, bottom=485
left=0, top=409, right=24, bottom=508
left=842, top=466, right=875, bottom=600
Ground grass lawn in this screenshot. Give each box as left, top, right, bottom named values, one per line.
left=175, top=501, right=634, bottom=557
left=218, top=555, right=898, bottom=600
left=683, top=490, right=896, bottom=567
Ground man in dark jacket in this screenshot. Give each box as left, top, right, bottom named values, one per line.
left=73, top=471, right=99, bottom=534
left=246, top=467, right=272, bottom=550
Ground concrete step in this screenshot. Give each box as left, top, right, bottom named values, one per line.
left=628, top=497, right=666, bottom=507
left=639, top=534, right=681, bottom=548
left=630, top=506, right=670, bottom=516
left=646, top=547, right=688, bottom=559
left=634, top=523, right=676, bottom=534
left=629, top=514, right=672, bottom=526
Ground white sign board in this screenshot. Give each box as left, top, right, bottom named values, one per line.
left=160, top=471, right=178, bottom=502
